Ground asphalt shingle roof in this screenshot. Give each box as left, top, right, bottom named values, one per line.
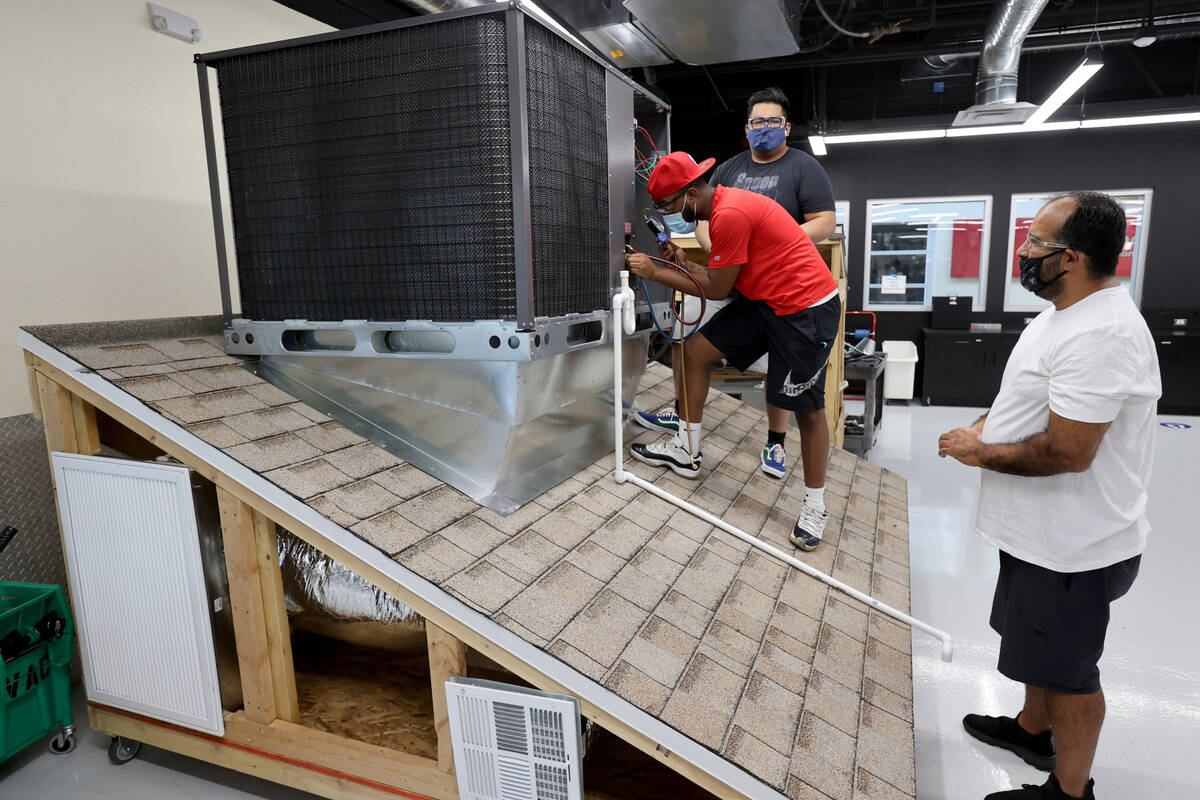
left=29, top=322, right=916, bottom=800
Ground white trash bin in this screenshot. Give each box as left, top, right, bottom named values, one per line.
left=882, top=340, right=919, bottom=400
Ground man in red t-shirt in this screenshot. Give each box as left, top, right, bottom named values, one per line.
left=626, top=152, right=841, bottom=550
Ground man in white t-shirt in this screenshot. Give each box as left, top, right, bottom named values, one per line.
left=938, top=192, right=1161, bottom=800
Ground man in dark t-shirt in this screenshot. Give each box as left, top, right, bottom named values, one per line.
left=637, top=87, right=836, bottom=483
left=706, top=94, right=835, bottom=230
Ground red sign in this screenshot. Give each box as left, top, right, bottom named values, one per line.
left=1011, top=218, right=1136, bottom=277
left=950, top=219, right=983, bottom=278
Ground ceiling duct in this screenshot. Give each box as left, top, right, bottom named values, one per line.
left=538, top=0, right=672, bottom=67
left=622, top=0, right=805, bottom=66
left=953, top=0, right=1051, bottom=127
left=393, top=0, right=493, bottom=13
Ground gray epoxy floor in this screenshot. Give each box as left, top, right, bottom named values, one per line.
left=2, top=403, right=1197, bottom=799
left=870, top=402, right=1200, bottom=799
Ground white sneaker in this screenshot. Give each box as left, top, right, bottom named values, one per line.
left=790, top=502, right=829, bottom=551
left=630, top=440, right=702, bottom=478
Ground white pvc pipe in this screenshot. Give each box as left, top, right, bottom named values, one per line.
left=611, top=286, right=953, bottom=662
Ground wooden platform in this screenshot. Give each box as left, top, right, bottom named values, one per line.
left=21, top=312, right=916, bottom=800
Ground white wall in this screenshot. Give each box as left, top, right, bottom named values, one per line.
left=0, top=1, right=332, bottom=417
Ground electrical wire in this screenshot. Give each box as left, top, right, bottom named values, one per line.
left=634, top=125, right=660, bottom=184
left=814, top=0, right=870, bottom=38
left=637, top=252, right=707, bottom=334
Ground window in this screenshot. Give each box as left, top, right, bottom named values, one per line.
left=863, top=196, right=992, bottom=311
left=1003, top=189, right=1152, bottom=312
left=835, top=200, right=850, bottom=263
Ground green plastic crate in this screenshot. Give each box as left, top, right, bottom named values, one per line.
left=0, top=581, right=75, bottom=762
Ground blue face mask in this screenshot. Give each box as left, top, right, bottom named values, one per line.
left=747, top=125, right=787, bottom=152
left=662, top=212, right=696, bottom=234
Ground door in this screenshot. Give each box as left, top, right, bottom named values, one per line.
left=51, top=453, right=225, bottom=734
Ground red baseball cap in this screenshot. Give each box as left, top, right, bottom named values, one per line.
left=648, top=152, right=717, bottom=202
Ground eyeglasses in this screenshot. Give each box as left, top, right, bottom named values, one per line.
left=653, top=190, right=687, bottom=213
left=747, top=116, right=786, bottom=129
left=1024, top=232, right=1073, bottom=251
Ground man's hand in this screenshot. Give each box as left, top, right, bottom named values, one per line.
left=939, top=426, right=984, bottom=466
left=625, top=251, right=657, bottom=281
left=658, top=239, right=685, bottom=265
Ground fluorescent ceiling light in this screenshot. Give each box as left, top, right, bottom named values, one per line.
left=947, top=121, right=1081, bottom=137
left=1132, top=34, right=1156, bottom=48
left=801, top=105, right=1199, bottom=154
left=824, top=129, right=946, bottom=144
left=1081, top=110, right=1200, bottom=128
left=1025, top=58, right=1104, bottom=126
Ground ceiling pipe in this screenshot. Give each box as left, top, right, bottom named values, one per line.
left=974, top=0, right=1052, bottom=105
left=392, top=0, right=492, bottom=13
left=689, top=16, right=1200, bottom=73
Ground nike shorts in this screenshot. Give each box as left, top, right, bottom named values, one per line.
left=700, top=294, right=841, bottom=412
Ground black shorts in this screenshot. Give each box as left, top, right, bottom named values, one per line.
left=700, top=294, right=842, bottom=412
left=990, top=550, right=1140, bottom=694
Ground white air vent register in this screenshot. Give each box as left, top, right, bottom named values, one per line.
left=445, top=677, right=584, bottom=800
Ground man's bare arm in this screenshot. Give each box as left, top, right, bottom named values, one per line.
left=801, top=210, right=836, bottom=243
left=625, top=247, right=740, bottom=299
left=939, top=411, right=1110, bottom=476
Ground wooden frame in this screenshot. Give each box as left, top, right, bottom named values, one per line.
left=24, top=352, right=750, bottom=800
left=817, top=238, right=848, bottom=448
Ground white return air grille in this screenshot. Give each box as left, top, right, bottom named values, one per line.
left=446, top=677, right=583, bottom=800
left=51, top=453, right=224, bottom=735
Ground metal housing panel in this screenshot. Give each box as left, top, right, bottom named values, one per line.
left=51, top=454, right=225, bottom=735
left=508, top=7, right=535, bottom=329
left=582, top=22, right=673, bottom=68
left=606, top=73, right=635, bottom=287
left=622, top=0, right=801, bottom=65
left=249, top=332, right=652, bottom=514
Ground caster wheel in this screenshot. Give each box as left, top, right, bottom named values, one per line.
left=49, top=730, right=76, bottom=754
left=108, top=736, right=142, bottom=765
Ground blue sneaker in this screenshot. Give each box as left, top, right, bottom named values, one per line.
left=761, top=443, right=786, bottom=478
left=635, top=406, right=679, bottom=434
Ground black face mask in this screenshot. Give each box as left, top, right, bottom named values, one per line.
left=1018, top=251, right=1068, bottom=294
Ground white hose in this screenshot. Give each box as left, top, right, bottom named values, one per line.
left=611, top=289, right=953, bottom=662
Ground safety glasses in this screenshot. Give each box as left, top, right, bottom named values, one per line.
left=747, top=116, right=786, bottom=129
left=653, top=190, right=687, bottom=213
left=1024, top=232, right=1073, bottom=251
